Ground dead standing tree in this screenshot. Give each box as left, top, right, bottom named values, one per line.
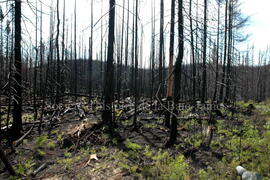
left=213, top=0, right=221, bottom=101
left=166, top=0, right=184, bottom=147
left=133, top=0, right=139, bottom=129
left=219, top=0, right=228, bottom=103
left=164, top=0, right=176, bottom=128
left=88, top=0, right=93, bottom=103
left=158, top=0, right=164, bottom=99
left=201, top=0, right=208, bottom=104
left=150, top=0, right=156, bottom=108
left=74, top=0, right=78, bottom=100
left=56, top=0, right=61, bottom=104
left=102, top=0, right=116, bottom=132
left=11, top=0, right=22, bottom=140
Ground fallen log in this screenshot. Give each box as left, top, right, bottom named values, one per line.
left=31, top=163, right=47, bottom=177
left=61, top=120, right=98, bottom=149
left=14, top=125, right=34, bottom=147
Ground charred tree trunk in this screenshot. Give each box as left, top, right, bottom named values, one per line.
left=166, top=0, right=184, bottom=147
left=165, top=0, right=175, bottom=128
left=102, top=0, right=116, bottom=132
left=40, top=1, right=43, bottom=99
left=100, top=0, right=104, bottom=96
left=158, top=0, right=164, bottom=99
left=88, top=0, right=93, bottom=103
left=56, top=0, right=61, bottom=104
left=201, top=0, right=208, bottom=103
left=133, top=0, right=139, bottom=128
left=190, top=0, right=196, bottom=104
left=74, top=0, right=78, bottom=100
left=130, top=0, right=135, bottom=95
left=150, top=0, right=156, bottom=108
left=0, top=147, right=15, bottom=175
left=219, top=0, right=228, bottom=103
left=225, top=0, right=233, bottom=103
left=33, top=0, right=38, bottom=127
left=117, top=0, right=125, bottom=101
left=61, top=0, right=66, bottom=97
left=213, top=0, right=221, bottom=102
left=124, top=0, right=130, bottom=98
left=0, top=7, right=3, bottom=88
left=12, top=0, right=22, bottom=140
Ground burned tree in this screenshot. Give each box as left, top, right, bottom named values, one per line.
left=102, top=0, right=116, bottom=131
left=11, top=0, right=22, bottom=140
left=201, top=0, right=208, bottom=103
left=165, top=0, right=176, bottom=128
left=158, top=0, right=164, bottom=99
left=166, top=0, right=184, bottom=147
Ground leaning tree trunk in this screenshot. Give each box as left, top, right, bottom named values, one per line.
left=12, top=0, right=22, bottom=140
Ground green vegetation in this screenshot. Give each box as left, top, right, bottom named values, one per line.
left=195, top=101, right=270, bottom=179
left=22, top=113, right=35, bottom=122
left=5, top=100, right=270, bottom=179
left=124, top=139, right=142, bottom=151
left=35, top=135, right=49, bottom=148
left=141, top=150, right=189, bottom=179
left=14, top=158, right=35, bottom=177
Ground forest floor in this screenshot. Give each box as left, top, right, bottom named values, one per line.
left=0, top=98, right=270, bottom=180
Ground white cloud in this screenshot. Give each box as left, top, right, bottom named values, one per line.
left=240, top=0, right=270, bottom=51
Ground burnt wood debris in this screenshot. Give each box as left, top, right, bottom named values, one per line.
left=0, top=0, right=269, bottom=179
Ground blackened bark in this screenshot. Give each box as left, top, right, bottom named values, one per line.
left=201, top=0, right=208, bottom=103
left=225, top=0, right=233, bottom=103
left=165, top=0, right=175, bottom=128
left=133, top=0, right=139, bottom=128
left=89, top=0, right=93, bottom=103
left=124, top=0, right=130, bottom=98
left=74, top=0, right=78, bottom=100
left=167, top=0, right=184, bottom=147
left=213, top=0, right=221, bottom=101
left=159, top=0, right=164, bottom=99
left=56, top=0, right=61, bottom=104
left=150, top=0, right=155, bottom=108
left=190, top=0, right=196, bottom=104
left=0, top=147, right=15, bottom=175
left=102, top=0, right=116, bottom=131
left=12, top=0, right=22, bottom=140
left=219, top=0, right=228, bottom=103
